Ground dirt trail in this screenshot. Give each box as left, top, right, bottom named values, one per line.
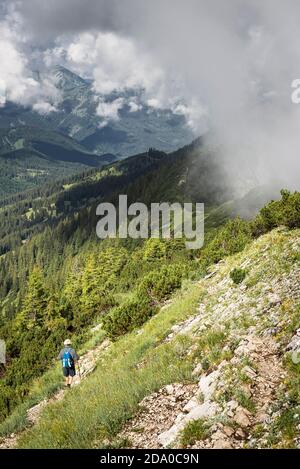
left=244, top=336, right=285, bottom=426
left=117, top=335, right=286, bottom=449
left=117, top=383, right=198, bottom=448
left=0, top=338, right=110, bottom=449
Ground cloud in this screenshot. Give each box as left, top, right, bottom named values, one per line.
left=60, top=31, right=165, bottom=97
left=128, top=99, right=142, bottom=113
left=32, top=101, right=57, bottom=114
left=0, top=6, right=59, bottom=113
left=42, top=30, right=179, bottom=123
left=173, top=102, right=209, bottom=133
left=96, top=97, right=125, bottom=126
left=0, top=16, right=36, bottom=107
left=2, top=0, right=300, bottom=191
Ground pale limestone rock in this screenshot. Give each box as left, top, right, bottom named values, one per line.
left=268, top=293, right=281, bottom=306
left=286, top=335, right=300, bottom=352
left=223, top=426, right=235, bottom=437
left=157, top=425, right=180, bottom=448
left=186, top=401, right=219, bottom=421
left=198, top=370, right=220, bottom=401
left=242, top=365, right=257, bottom=379
left=192, top=362, right=203, bottom=377
left=165, top=384, right=174, bottom=395
left=183, top=396, right=199, bottom=413
left=235, top=428, right=247, bottom=439
left=227, top=400, right=239, bottom=410
left=158, top=401, right=218, bottom=447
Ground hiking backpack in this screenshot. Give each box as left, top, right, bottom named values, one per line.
left=62, top=348, right=74, bottom=368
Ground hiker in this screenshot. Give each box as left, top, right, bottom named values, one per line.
left=58, top=339, right=79, bottom=388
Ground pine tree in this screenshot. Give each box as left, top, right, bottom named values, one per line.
left=45, top=295, right=66, bottom=332
left=81, top=254, right=102, bottom=313
left=80, top=246, right=128, bottom=315
left=15, top=267, right=48, bottom=331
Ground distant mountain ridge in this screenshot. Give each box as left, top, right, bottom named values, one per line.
left=0, top=66, right=194, bottom=158
left=0, top=126, right=118, bottom=198
left=0, top=66, right=194, bottom=197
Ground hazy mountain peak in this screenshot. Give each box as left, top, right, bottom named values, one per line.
left=51, top=65, right=88, bottom=91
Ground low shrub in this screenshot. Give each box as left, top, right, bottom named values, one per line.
left=102, top=297, right=157, bottom=339
left=200, top=218, right=252, bottom=266
left=180, top=419, right=209, bottom=447
left=137, top=263, right=188, bottom=303
left=230, top=268, right=247, bottom=285
left=253, top=190, right=300, bottom=234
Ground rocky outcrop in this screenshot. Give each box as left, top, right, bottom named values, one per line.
left=285, top=333, right=300, bottom=352
left=116, top=333, right=286, bottom=449
left=116, top=231, right=300, bottom=449
left=117, top=384, right=198, bottom=449
left=2, top=229, right=299, bottom=450
left=158, top=400, right=219, bottom=447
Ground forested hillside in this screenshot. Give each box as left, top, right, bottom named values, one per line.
left=9, top=224, right=299, bottom=450
left=0, top=182, right=299, bottom=447
left=0, top=136, right=299, bottom=446
left=0, top=127, right=118, bottom=199
left=0, top=138, right=277, bottom=261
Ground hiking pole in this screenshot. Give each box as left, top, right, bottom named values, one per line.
left=77, top=361, right=82, bottom=381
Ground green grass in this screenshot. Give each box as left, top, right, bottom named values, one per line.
left=230, top=268, right=247, bottom=285
left=17, top=281, right=205, bottom=448
left=234, top=389, right=256, bottom=413
left=0, top=329, right=106, bottom=438
left=4, top=228, right=300, bottom=448
left=191, top=328, right=229, bottom=371
left=0, top=366, right=62, bottom=438
left=180, top=419, right=209, bottom=447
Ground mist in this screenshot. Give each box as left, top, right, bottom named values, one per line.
left=2, top=0, right=300, bottom=195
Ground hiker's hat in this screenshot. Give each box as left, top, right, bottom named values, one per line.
left=64, top=339, right=72, bottom=346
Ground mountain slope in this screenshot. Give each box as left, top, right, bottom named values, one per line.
left=0, top=65, right=194, bottom=199
left=3, top=226, right=298, bottom=449
left=0, top=138, right=277, bottom=259
left=0, top=126, right=117, bottom=198
left=0, top=127, right=299, bottom=449
left=0, top=66, right=194, bottom=158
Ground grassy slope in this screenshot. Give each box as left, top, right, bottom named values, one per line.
left=15, top=227, right=300, bottom=449
left=17, top=282, right=204, bottom=448
left=0, top=329, right=106, bottom=439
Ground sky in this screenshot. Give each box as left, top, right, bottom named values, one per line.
left=1, top=0, right=300, bottom=188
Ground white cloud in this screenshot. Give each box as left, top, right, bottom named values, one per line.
left=64, top=31, right=165, bottom=97
left=0, top=8, right=59, bottom=113
left=32, top=101, right=57, bottom=114
left=3, top=0, right=300, bottom=193
left=43, top=46, right=66, bottom=68
left=96, top=97, right=125, bottom=126
left=0, top=19, right=35, bottom=106
left=173, top=102, right=208, bottom=133
left=0, top=4, right=197, bottom=125
left=128, top=99, right=142, bottom=113
left=147, top=98, right=161, bottom=109
left=42, top=30, right=186, bottom=124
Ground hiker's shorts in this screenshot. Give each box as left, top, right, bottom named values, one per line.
left=62, top=367, right=76, bottom=377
